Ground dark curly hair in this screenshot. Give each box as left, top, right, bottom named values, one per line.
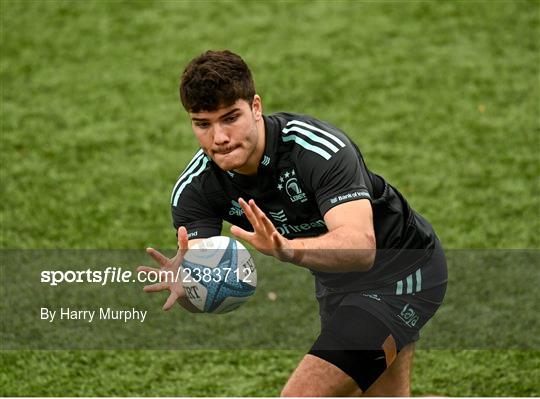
left=180, top=50, right=256, bottom=113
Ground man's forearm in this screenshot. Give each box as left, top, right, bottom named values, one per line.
left=287, top=226, right=376, bottom=273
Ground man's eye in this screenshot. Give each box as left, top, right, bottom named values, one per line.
left=195, top=122, right=210, bottom=129
left=225, top=115, right=239, bottom=123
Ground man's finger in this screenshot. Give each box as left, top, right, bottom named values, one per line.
left=230, top=225, right=254, bottom=242
left=146, top=248, right=170, bottom=267
left=249, top=199, right=273, bottom=235
left=162, top=292, right=178, bottom=311
left=252, top=201, right=276, bottom=235
left=238, top=198, right=260, bottom=230
left=177, top=226, right=189, bottom=257
left=143, top=282, right=169, bottom=293
left=262, top=216, right=277, bottom=235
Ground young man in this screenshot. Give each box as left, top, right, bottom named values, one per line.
left=138, top=50, right=448, bottom=396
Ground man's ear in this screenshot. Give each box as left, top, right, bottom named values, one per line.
left=252, top=94, right=262, bottom=120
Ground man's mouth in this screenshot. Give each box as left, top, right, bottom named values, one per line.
left=214, top=145, right=239, bottom=155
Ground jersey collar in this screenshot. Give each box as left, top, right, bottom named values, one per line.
left=222, top=114, right=278, bottom=181
left=258, top=114, right=279, bottom=172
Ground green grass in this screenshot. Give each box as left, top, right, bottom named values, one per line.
left=1, top=0, right=539, bottom=396
left=1, top=350, right=538, bottom=396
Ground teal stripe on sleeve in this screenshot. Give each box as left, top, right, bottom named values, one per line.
left=415, top=268, right=422, bottom=292
left=406, top=274, right=413, bottom=294
left=396, top=280, right=403, bottom=295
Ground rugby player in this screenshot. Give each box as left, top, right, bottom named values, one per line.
left=138, top=50, right=448, bottom=396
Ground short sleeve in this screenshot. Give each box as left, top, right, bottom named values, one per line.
left=171, top=174, right=222, bottom=240
left=295, top=123, right=372, bottom=216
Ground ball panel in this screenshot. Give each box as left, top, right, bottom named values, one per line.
left=212, top=295, right=251, bottom=314
left=181, top=236, right=257, bottom=314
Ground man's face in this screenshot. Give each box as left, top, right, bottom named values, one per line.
left=189, top=96, right=262, bottom=173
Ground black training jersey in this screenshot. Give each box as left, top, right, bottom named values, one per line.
left=171, top=112, right=438, bottom=295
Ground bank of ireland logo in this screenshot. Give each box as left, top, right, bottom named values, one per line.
left=398, top=303, right=420, bottom=327
left=362, top=293, right=381, bottom=301
left=268, top=209, right=287, bottom=223
left=277, top=169, right=307, bottom=203
left=229, top=200, right=244, bottom=217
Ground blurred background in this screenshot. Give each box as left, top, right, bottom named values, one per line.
left=1, top=0, right=538, bottom=395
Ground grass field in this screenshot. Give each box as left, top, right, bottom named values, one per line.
left=1, top=0, right=539, bottom=396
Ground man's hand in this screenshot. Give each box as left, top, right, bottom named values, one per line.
left=137, top=226, right=199, bottom=312
left=230, top=198, right=302, bottom=263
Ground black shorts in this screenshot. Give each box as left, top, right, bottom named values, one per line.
left=309, top=242, right=448, bottom=391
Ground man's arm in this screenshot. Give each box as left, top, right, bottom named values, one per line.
left=289, top=199, right=376, bottom=272
left=231, top=198, right=376, bottom=273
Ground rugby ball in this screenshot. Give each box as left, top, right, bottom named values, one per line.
left=181, top=236, right=257, bottom=313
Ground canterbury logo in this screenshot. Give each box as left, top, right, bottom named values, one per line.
left=282, top=120, right=346, bottom=160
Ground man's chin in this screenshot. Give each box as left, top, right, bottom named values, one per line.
left=213, top=156, right=243, bottom=172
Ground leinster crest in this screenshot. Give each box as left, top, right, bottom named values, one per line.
left=277, top=169, right=307, bottom=203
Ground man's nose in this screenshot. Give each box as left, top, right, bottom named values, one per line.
left=213, top=124, right=230, bottom=145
